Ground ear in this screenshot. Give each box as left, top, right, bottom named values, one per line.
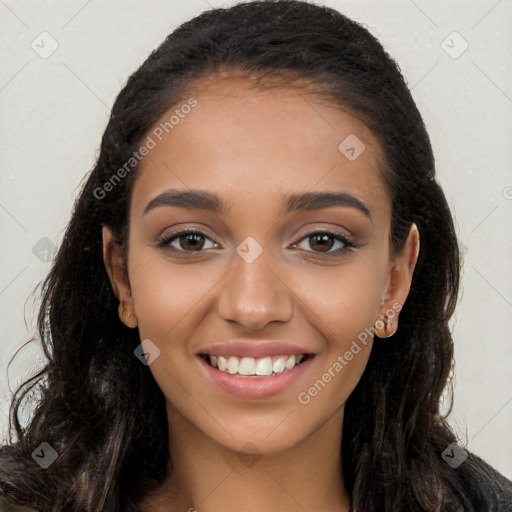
left=102, top=225, right=138, bottom=329
left=375, top=223, right=420, bottom=337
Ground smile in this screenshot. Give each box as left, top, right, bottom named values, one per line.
left=200, top=353, right=309, bottom=377
left=197, top=352, right=315, bottom=399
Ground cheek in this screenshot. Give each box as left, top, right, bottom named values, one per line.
left=291, top=258, right=384, bottom=409
left=327, top=270, right=382, bottom=340
left=126, top=252, right=223, bottom=420
left=127, top=250, right=218, bottom=341
left=295, top=256, right=384, bottom=342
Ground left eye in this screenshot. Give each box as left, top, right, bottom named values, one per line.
left=293, top=232, right=355, bottom=254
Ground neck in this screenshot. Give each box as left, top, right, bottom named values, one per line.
left=138, top=402, right=351, bottom=512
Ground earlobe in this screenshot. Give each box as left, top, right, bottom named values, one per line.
left=374, top=309, right=398, bottom=338
left=102, top=226, right=138, bottom=329
left=118, top=301, right=138, bottom=329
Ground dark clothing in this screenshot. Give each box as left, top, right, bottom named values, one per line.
left=0, top=492, right=37, bottom=511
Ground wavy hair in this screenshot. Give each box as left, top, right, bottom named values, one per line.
left=0, top=1, right=505, bottom=510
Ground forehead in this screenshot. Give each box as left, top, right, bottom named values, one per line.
left=131, top=75, right=390, bottom=220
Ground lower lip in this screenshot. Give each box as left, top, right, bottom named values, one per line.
left=197, top=356, right=315, bottom=399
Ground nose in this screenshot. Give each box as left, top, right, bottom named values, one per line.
left=217, top=247, right=294, bottom=331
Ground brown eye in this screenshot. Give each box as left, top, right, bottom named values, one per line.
left=293, top=231, right=356, bottom=255
left=156, top=230, right=217, bottom=252
left=178, top=233, right=206, bottom=251
left=308, top=233, right=335, bottom=252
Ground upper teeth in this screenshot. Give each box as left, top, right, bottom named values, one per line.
left=207, top=354, right=304, bottom=376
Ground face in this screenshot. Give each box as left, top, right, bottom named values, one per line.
left=104, top=73, right=419, bottom=456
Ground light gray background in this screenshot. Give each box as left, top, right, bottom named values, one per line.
left=1, top=0, right=511, bottom=478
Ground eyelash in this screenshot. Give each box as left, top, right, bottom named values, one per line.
left=155, top=228, right=358, bottom=257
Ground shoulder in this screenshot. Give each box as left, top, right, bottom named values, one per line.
left=0, top=492, right=39, bottom=512
left=453, top=452, right=512, bottom=511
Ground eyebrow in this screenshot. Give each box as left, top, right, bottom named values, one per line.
left=142, top=189, right=371, bottom=219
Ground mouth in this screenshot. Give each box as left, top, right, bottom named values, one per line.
left=198, top=353, right=313, bottom=377
left=195, top=341, right=317, bottom=398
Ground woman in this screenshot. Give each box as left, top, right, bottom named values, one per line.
left=1, top=1, right=511, bottom=510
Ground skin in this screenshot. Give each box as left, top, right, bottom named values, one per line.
left=103, top=73, right=420, bottom=512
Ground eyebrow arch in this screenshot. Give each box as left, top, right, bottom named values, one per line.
left=143, top=189, right=227, bottom=215
left=142, top=189, right=371, bottom=219
left=280, top=191, right=371, bottom=219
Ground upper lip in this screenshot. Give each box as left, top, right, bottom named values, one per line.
left=197, top=340, right=316, bottom=358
